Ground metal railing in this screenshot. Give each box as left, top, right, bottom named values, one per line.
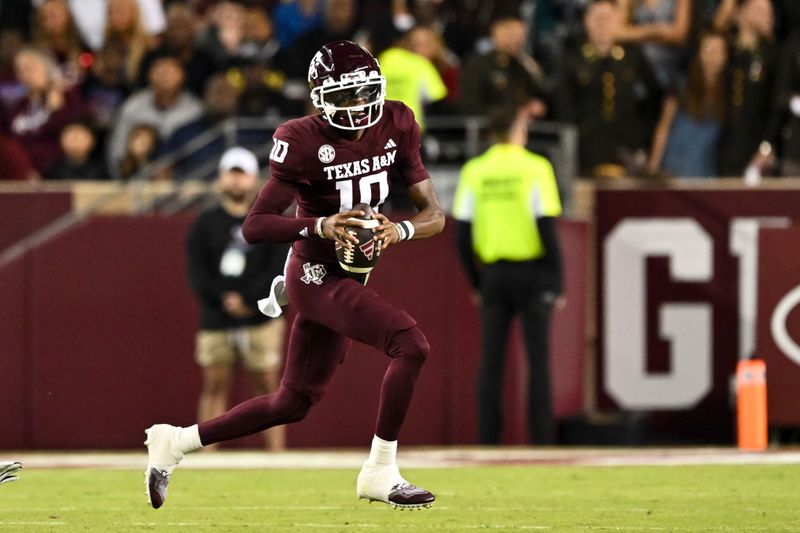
left=130, top=115, right=580, bottom=214
left=0, top=116, right=579, bottom=265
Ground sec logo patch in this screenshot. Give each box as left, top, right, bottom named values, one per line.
left=318, top=144, right=336, bottom=163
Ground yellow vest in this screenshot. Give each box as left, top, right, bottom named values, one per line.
left=453, top=144, right=562, bottom=263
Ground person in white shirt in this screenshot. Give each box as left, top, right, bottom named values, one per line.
left=63, top=0, right=165, bottom=51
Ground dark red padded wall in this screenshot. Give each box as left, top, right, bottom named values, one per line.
left=0, top=215, right=587, bottom=449
left=0, top=193, right=72, bottom=252
left=0, top=255, right=29, bottom=448
left=26, top=216, right=201, bottom=448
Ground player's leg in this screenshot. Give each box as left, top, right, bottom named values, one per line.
left=477, top=265, right=515, bottom=444
left=242, top=319, right=287, bottom=452
left=284, top=258, right=434, bottom=508
left=356, top=326, right=434, bottom=509
left=519, top=288, right=555, bottom=445
left=144, top=315, right=348, bottom=509
left=195, top=330, right=236, bottom=451
left=199, top=316, right=348, bottom=443
left=248, top=367, right=286, bottom=452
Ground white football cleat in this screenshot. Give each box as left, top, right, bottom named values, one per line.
left=144, top=424, right=185, bottom=509
left=356, top=462, right=434, bottom=510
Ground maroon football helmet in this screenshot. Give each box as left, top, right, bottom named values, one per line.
left=308, top=40, right=386, bottom=131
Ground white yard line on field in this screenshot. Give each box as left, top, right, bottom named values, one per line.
left=8, top=447, right=800, bottom=470
left=0, top=521, right=65, bottom=526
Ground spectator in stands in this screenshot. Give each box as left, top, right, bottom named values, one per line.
left=33, top=0, right=85, bottom=89
left=186, top=147, right=288, bottom=452
left=283, top=0, right=357, bottom=80
left=459, top=17, right=548, bottom=119
left=161, top=73, right=240, bottom=181
left=775, top=0, right=800, bottom=39
left=107, top=55, right=203, bottom=178
left=6, top=48, right=85, bottom=175
left=119, top=122, right=160, bottom=179
left=0, top=134, right=40, bottom=181
left=48, top=120, right=106, bottom=180
left=357, top=0, right=416, bottom=56
left=436, top=0, right=489, bottom=60
left=80, top=43, right=130, bottom=151
left=530, top=0, right=590, bottom=76
left=239, top=6, right=284, bottom=66
left=756, top=32, right=800, bottom=176
left=0, top=1, right=33, bottom=40
left=0, top=30, right=27, bottom=115
left=616, top=0, right=691, bottom=89
left=716, top=0, right=797, bottom=40
left=232, top=7, right=293, bottom=117
left=559, top=0, right=662, bottom=178
left=68, top=0, right=165, bottom=52
left=648, top=32, right=728, bottom=178
left=379, top=28, right=448, bottom=129
left=198, top=1, right=247, bottom=71
left=717, top=0, right=777, bottom=177
left=102, top=0, right=152, bottom=86
left=712, top=0, right=739, bottom=33
left=406, top=25, right=461, bottom=112
left=137, top=2, right=216, bottom=97
left=272, top=0, right=324, bottom=49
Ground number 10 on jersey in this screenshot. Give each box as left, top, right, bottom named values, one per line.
left=336, top=171, right=389, bottom=212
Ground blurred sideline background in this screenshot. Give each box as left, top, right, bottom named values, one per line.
left=5, top=172, right=800, bottom=450
left=3, top=0, right=800, bottom=451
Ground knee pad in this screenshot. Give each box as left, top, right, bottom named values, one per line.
left=388, top=326, right=430, bottom=366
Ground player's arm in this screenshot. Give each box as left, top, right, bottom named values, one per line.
left=245, top=178, right=363, bottom=248
left=245, top=127, right=332, bottom=244
left=372, top=178, right=445, bottom=250
left=242, top=178, right=316, bottom=244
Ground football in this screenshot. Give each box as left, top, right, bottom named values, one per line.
left=335, top=202, right=382, bottom=282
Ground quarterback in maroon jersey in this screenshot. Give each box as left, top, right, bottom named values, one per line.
left=144, top=41, right=445, bottom=510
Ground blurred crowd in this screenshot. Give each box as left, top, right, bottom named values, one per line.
left=1, top=0, right=799, bottom=182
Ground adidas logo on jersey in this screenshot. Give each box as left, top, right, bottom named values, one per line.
left=384, top=139, right=396, bottom=150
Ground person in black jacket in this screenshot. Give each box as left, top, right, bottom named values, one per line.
left=186, top=147, right=288, bottom=451
left=459, top=16, right=549, bottom=119
left=718, top=0, right=777, bottom=177
left=558, top=0, right=662, bottom=178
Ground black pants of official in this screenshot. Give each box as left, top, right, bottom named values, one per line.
left=478, top=260, right=555, bottom=445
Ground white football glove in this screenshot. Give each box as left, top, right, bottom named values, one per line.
left=0, top=461, right=22, bottom=484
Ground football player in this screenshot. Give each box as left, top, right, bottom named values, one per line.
left=145, top=40, right=445, bottom=510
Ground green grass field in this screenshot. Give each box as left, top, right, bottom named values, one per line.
left=1, top=465, right=799, bottom=532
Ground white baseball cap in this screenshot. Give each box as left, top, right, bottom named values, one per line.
left=219, top=147, right=259, bottom=176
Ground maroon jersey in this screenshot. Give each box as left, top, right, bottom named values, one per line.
left=243, top=100, right=429, bottom=263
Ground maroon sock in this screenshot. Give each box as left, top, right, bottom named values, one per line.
left=198, top=386, right=311, bottom=446
left=375, top=327, right=430, bottom=441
